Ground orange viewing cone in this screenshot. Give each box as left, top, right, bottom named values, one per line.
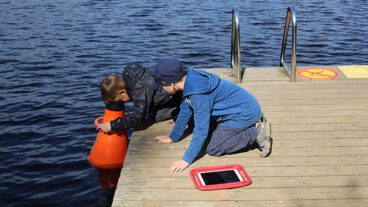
left=88, top=101, right=128, bottom=169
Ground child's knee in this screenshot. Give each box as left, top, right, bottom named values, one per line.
left=206, top=147, right=223, bottom=157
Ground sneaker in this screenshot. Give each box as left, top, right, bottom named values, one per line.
left=256, top=117, right=272, bottom=157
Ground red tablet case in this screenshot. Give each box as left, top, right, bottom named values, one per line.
left=190, top=164, right=252, bottom=191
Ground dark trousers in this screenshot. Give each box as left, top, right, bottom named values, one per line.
left=206, top=124, right=257, bottom=156
left=154, top=92, right=182, bottom=122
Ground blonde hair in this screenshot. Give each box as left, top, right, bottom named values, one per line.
left=100, top=74, right=126, bottom=105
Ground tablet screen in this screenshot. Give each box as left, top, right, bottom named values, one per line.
left=199, top=170, right=241, bottom=185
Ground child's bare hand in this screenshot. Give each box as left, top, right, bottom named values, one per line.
left=154, top=136, right=173, bottom=143
left=170, top=160, right=189, bottom=173
left=96, top=122, right=112, bottom=133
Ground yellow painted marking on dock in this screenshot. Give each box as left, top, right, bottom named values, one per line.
left=338, top=65, right=368, bottom=78
left=297, top=68, right=339, bottom=80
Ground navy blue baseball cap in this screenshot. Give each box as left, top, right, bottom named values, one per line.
left=151, top=58, right=186, bottom=90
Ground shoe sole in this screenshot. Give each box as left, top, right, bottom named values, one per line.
left=260, top=137, right=272, bottom=157
left=260, top=116, right=272, bottom=157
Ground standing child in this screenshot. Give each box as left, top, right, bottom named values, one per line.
left=97, top=64, right=182, bottom=133
left=151, top=58, right=272, bottom=173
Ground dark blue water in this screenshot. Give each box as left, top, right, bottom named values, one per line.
left=0, top=0, right=367, bottom=206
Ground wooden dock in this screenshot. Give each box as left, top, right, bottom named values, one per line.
left=112, top=65, right=368, bottom=207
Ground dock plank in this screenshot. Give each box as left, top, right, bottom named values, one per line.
left=114, top=200, right=368, bottom=207
left=112, top=66, right=368, bottom=207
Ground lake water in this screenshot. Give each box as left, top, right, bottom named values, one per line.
left=0, top=0, right=367, bottom=206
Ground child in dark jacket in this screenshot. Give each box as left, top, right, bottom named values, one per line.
left=151, top=58, right=272, bottom=173
left=97, top=64, right=181, bottom=133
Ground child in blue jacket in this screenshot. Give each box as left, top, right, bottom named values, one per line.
left=152, top=58, right=272, bottom=173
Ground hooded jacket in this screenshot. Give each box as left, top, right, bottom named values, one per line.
left=169, top=69, right=262, bottom=164
left=110, top=64, right=177, bottom=131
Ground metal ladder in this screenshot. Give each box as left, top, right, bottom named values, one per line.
left=280, top=4, right=297, bottom=82
left=231, top=6, right=241, bottom=83
left=231, top=5, right=297, bottom=83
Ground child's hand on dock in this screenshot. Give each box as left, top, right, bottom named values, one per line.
left=170, top=160, right=189, bottom=173
left=154, top=136, right=173, bottom=143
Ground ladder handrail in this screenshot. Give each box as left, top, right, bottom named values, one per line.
left=231, top=6, right=242, bottom=83
left=280, top=4, right=297, bottom=82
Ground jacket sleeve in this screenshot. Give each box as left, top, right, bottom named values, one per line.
left=169, top=99, right=193, bottom=142
left=110, top=88, right=149, bottom=130
left=182, top=95, right=211, bottom=164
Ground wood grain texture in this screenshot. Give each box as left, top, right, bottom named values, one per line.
left=112, top=66, right=368, bottom=207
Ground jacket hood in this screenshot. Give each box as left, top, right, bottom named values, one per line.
left=183, top=69, right=220, bottom=96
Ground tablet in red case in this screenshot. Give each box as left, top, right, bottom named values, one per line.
left=190, top=164, right=252, bottom=191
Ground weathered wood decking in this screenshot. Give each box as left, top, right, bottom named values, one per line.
left=112, top=66, right=368, bottom=207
